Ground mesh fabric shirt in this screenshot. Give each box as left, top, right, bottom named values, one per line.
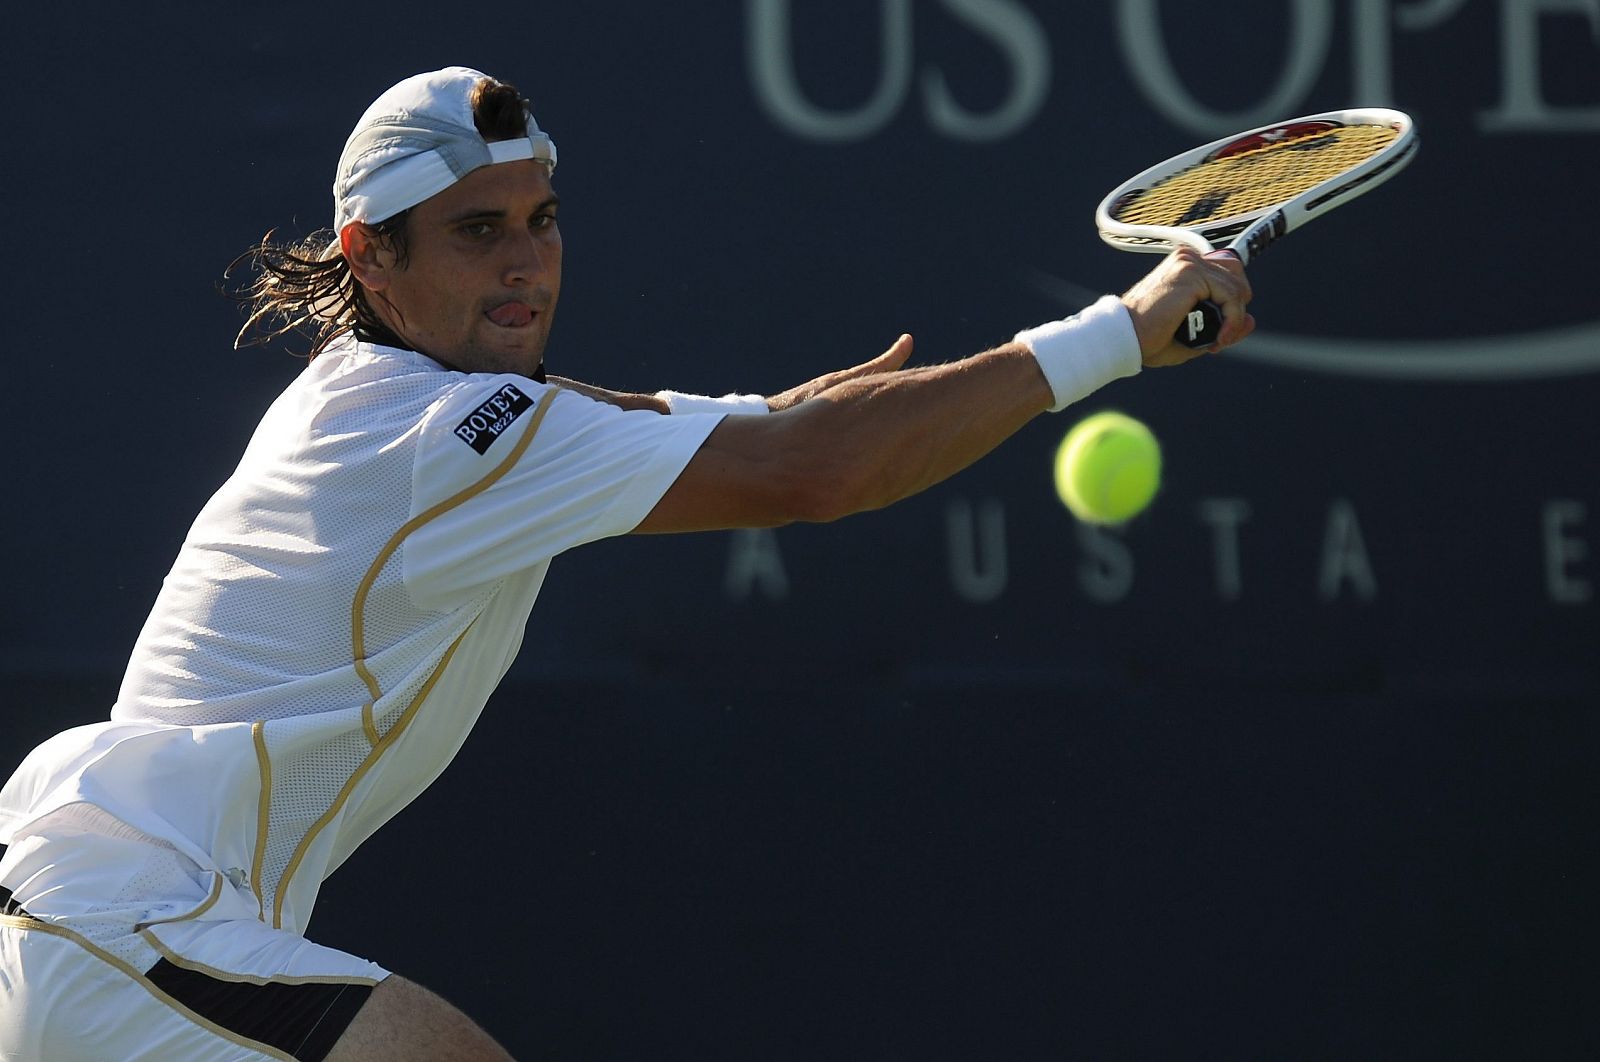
left=0, top=337, right=722, bottom=933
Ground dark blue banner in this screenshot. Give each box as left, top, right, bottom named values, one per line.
left=2, top=2, right=1596, bottom=1056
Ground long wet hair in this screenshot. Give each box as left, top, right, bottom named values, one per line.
left=229, top=77, right=534, bottom=358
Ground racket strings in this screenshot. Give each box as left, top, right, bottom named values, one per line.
left=1111, top=125, right=1400, bottom=228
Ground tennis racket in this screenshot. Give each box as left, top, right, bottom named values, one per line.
left=1096, top=107, right=1418, bottom=348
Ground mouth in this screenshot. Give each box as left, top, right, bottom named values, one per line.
left=485, top=300, right=537, bottom=329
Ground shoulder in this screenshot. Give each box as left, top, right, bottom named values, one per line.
left=414, top=371, right=716, bottom=486
left=419, top=373, right=570, bottom=456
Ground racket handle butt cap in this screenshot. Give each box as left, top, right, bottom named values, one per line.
left=1177, top=300, right=1223, bottom=349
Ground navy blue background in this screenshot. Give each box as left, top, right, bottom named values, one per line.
left=3, top=2, right=1597, bottom=1057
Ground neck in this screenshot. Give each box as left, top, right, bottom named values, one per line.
left=351, top=324, right=546, bottom=382
left=353, top=319, right=413, bottom=352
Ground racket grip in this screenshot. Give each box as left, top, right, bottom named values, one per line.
left=1176, top=300, right=1222, bottom=349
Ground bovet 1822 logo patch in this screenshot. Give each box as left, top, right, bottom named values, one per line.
left=453, top=383, right=535, bottom=454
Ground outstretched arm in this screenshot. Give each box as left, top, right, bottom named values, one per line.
left=635, top=247, right=1252, bottom=534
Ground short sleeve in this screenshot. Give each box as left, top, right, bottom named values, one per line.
left=401, top=378, right=722, bottom=608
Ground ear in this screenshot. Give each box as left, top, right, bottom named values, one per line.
left=340, top=223, right=394, bottom=292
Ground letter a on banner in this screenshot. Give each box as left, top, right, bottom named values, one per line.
left=725, top=528, right=790, bottom=601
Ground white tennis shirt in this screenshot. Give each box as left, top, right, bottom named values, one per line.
left=0, top=338, right=722, bottom=934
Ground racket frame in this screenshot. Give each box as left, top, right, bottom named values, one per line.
left=1095, top=107, right=1418, bottom=267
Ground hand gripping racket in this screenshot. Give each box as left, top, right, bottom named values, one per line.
left=1096, top=107, right=1418, bottom=348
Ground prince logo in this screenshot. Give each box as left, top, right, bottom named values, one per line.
left=453, top=384, right=535, bottom=454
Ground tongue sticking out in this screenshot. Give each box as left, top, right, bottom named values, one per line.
left=487, top=302, right=534, bottom=328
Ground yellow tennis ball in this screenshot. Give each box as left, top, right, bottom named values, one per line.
left=1054, top=411, right=1162, bottom=524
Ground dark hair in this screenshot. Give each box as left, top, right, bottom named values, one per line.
left=230, top=76, right=533, bottom=358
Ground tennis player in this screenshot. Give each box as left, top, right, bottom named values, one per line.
left=0, top=67, right=1252, bottom=1059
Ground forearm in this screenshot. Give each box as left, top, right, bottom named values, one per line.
left=789, top=342, right=1054, bottom=517
left=636, top=299, right=1141, bottom=533
left=783, top=297, right=1140, bottom=517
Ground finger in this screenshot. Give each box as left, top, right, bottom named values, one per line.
left=879, top=333, right=914, bottom=370
left=1203, top=248, right=1244, bottom=273
left=1212, top=302, right=1248, bottom=349
left=1211, top=306, right=1258, bottom=351
left=1200, top=258, right=1252, bottom=349
left=1204, top=255, right=1251, bottom=298
left=836, top=334, right=914, bottom=380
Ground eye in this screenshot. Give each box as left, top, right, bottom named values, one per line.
left=530, top=212, right=558, bottom=231
left=460, top=221, right=495, bottom=239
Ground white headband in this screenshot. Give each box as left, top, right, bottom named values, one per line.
left=333, top=66, right=557, bottom=231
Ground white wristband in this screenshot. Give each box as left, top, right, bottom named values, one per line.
left=655, top=391, right=771, bottom=415
left=1013, top=295, right=1142, bottom=412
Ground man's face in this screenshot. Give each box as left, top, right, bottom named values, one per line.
left=363, top=159, right=562, bottom=376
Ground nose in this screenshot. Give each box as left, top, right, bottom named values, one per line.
left=502, top=227, right=558, bottom=288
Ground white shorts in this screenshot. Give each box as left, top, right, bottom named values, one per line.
left=0, top=913, right=389, bottom=1061
left=0, top=808, right=389, bottom=1061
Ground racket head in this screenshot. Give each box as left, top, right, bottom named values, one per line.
left=1095, top=108, right=1418, bottom=256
